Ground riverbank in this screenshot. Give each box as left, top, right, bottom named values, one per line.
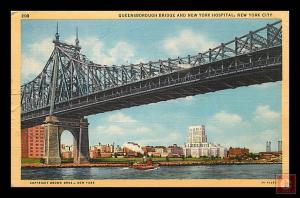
left=22, top=160, right=281, bottom=168
left=157, top=161, right=281, bottom=166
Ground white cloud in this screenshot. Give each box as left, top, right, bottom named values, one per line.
left=28, top=37, right=53, bottom=57
left=97, top=125, right=124, bottom=135
left=205, top=107, right=281, bottom=152
left=81, top=37, right=104, bottom=59
left=253, top=105, right=280, bottom=122
left=60, top=131, right=75, bottom=145
left=205, top=110, right=247, bottom=138
left=162, top=29, right=218, bottom=56
left=93, top=119, right=150, bottom=137
left=168, top=132, right=181, bottom=141
left=225, top=128, right=281, bottom=153
left=134, top=132, right=182, bottom=146
left=21, top=36, right=139, bottom=84
left=251, top=82, right=276, bottom=89
left=107, top=112, right=137, bottom=123
left=21, top=37, right=54, bottom=83
left=212, top=111, right=242, bottom=125
left=66, top=36, right=136, bottom=66
left=185, top=96, right=193, bottom=101
left=21, top=56, right=42, bottom=82
left=167, top=95, right=194, bottom=105
left=259, top=129, right=280, bottom=141
left=107, top=42, right=135, bottom=64
left=134, top=127, right=152, bottom=134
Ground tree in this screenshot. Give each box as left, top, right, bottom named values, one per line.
left=166, top=156, right=169, bottom=162
left=40, top=158, right=45, bottom=164
left=235, top=156, right=242, bottom=161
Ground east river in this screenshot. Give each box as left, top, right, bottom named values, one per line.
left=21, top=164, right=281, bottom=180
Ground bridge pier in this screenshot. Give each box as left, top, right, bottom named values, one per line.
left=73, top=118, right=90, bottom=164
left=43, top=116, right=61, bottom=165
left=43, top=116, right=90, bottom=165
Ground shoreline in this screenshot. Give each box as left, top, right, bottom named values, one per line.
left=22, top=161, right=282, bottom=168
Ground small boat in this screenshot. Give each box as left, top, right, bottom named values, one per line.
left=129, top=158, right=159, bottom=170
left=129, top=163, right=159, bottom=170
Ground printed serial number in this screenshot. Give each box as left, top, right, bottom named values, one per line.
left=22, top=14, right=30, bottom=18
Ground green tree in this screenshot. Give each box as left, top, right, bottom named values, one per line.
left=235, top=156, right=242, bottom=161
left=40, top=158, right=45, bottom=164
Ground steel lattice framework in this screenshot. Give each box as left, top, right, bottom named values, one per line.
left=21, top=21, right=282, bottom=127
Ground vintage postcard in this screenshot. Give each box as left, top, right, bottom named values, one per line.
left=11, top=11, right=289, bottom=188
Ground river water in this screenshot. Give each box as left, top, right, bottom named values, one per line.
left=21, top=164, right=281, bottom=180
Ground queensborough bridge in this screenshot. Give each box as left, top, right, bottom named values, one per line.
left=21, top=21, right=282, bottom=164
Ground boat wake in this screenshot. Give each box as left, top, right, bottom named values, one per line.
left=144, top=167, right=159, bottom=171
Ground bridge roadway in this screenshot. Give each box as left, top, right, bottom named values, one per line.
left=21, top=46, right=282, bottom=128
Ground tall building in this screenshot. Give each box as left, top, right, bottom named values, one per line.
left=278, top=140, right=282, bottom=152
left=21, top=125, right=45, bottom=158
left=21, top=128, right=29, bottom=158
left=183, top=125, right=227, bottom=158
left=186, top=125, right=207, bottom=147
left=266, top=141, right=271, bottom=152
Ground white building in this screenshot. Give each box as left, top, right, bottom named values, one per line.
left=123, top=142, right=144, bottom=154
left=183, top=125, right=227, bottom=158
left=154, top=147, right=169, bottom=157
left=114, top=145, right=123, bottom=153
left=186, top=125, right=207, bottom=146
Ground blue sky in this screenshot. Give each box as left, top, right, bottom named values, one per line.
left=21, top=19, right=282, bottom=152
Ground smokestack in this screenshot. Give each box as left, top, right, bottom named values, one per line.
left=278, top=140, right=282, bottom=152
left=266, top=141, right=271, bottom=152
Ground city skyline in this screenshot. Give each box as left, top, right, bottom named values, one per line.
left=22, top=19, right=281, bottom=153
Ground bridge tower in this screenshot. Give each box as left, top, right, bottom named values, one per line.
left=42, top=24, right=89, bottom=165
left=43, top=116, right=90, bottom=165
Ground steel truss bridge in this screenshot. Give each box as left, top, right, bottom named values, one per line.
left=21, top=21, right=282, bottom=128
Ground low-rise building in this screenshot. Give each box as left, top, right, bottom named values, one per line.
left=89, top=143, right=114, bottom=159
left=184, top=143, right=227, bottom=158
left=227, top=147, right=249, bottom=158
left=61, top=144, right=73, bottom=159
left=89, top=147, right=99, bottom=159
left=114, top=145, right=123, bottom=153
left=154, top=146, right=169, bottom=157
left=123, top=142, right=144, bottom=157
left=147, top=151, right=161, bottom=157
left=124, top=151, right=140, bottom=157
left=168, top=144, right=184, bottom=157
left=142, top=146, right=155, bottom=155
left=100, top=152, right=112, bottom=158
left=62, top=151, right=73, bottom=159
left=258, top=152, right=282, bottom=160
